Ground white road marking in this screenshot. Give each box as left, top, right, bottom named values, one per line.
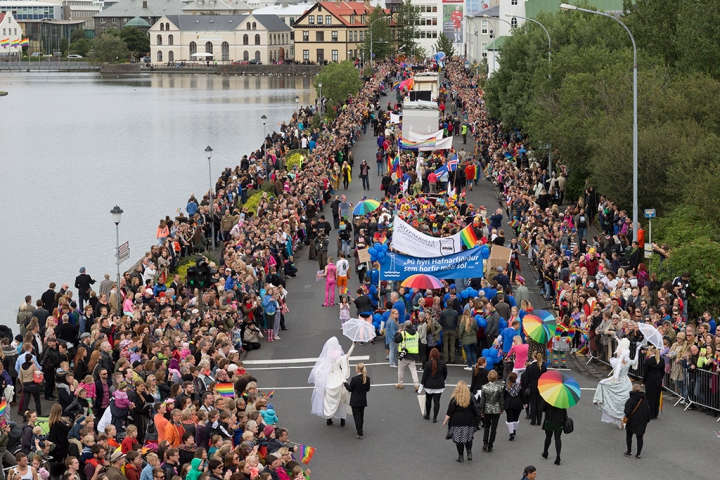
left=261, top=384, right=598, bottom=391
left=243, top=355, right=370, bottom=365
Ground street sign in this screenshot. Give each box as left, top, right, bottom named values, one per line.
left=644, top=209, right=656, bottom=219
left=117, top=241, right=130, bottom=264
left=644, top=243, right=653, bottom=259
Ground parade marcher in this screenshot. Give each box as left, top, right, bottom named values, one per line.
left=521, top=352, right=547, bottom=426
left=593, top=338, right=641, bottom=428
left=309, top=337, right=355, bottom=426
left=623, top=384, right=651, bottom=459
left=478, top=370, right=504, bottom=453
left=443, top=380, right=478, bottom=463
left=541, top=400, right=568, bottom=465
left=394, top=321, right=420, bottom=391
left=420, top=348, right=448, bottom=423
left=642, top=346, right=664, bottom=420
left=343, top=363, right=370, bottom=439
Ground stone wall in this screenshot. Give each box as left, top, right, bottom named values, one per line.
left=217, top=64, right=321, bottom=75
left=99, top=63, right=143, bottom=74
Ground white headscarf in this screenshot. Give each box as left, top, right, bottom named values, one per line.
left=308, top=337, right=344, bottom=417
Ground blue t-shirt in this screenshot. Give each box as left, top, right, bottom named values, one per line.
left=501, top=327, right=520, bottom=353
left=392, top=300, right=407, bottom=322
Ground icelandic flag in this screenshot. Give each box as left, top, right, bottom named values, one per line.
left=434, top=165, right=448, bottom=177
left=447, top=156, right=459, bottom=171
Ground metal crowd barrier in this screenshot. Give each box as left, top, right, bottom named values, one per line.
left=682, top=368, right=720, bottom=420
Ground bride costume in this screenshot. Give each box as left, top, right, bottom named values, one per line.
left=309, top=337, right=356, bottom=420
left=593, top=338, right=640, bottom=427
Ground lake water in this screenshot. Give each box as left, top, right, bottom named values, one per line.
left=0, top=72, right=315, bottom=326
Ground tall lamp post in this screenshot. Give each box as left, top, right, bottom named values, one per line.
left=369, top=14, right=391, bottom=66
left=294, top=94, right=299, bottom=116
left=318, top=82, right=323, bottom=113
left=506, top=13, right=551, bottom=79
left=205, top=145, right=216, bottom=250
left=110, top=205, right=123, bottom=294
left=261, top=114, right=267, bottom=139
left=560, top=4, right=638, bottom=242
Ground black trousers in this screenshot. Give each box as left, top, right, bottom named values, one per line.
left=424, top=393, right=442, bottom=420
left=543, top=430, right=562, bottom=458
left=529, top=392, right=543, bottom=425
left=22, top=382, right=42, bottom=416
left=482, top=413, right=500, bottom=447
left=351, top=406, right=365, bottom=436
left=626, top=431, right=644, bottom=455
left=43, top=368, right=55, bottom=398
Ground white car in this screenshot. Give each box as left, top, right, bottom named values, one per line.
left=67, top=54, right=83, bottom=59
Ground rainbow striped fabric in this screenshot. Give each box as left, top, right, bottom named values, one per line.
left=261, top=389, right=275, bottom=399
left=216, top=383, right=235, bottom=398
left=11, top=38, right=20, bottom=46
left=298, top=444, right=316, bottom=464
left=21, top=38, right=29, bottom=47
left=459, top=225, right=480, bottom=249
left=0, top=39, right=10, bottom=47
left=509, top=219, right=519, bottom=229
left=0, top=400, right=6, bottom=417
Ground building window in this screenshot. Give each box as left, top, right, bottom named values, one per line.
left=331, top=31, right=337, bottom=42
left=316, top=31, right=324, bottom=41
left=302, top=31, right=308, bottom=41
left=156, top=34, right=162, bottom=46
left=308, top=15, right=314, bottom=25
left=243, top=50, right=249, bottom=60
left=511, top=0, right=518, bottom=4
left=317, top=15, right=323, bottom=25
left=243, top=34, right=248, bottom=45
left=255, top=34, right=260, bottom=45
left=157, top=50, right=162, bottom=62
left=331, top=49, right=338, bottom=62
left=481, top=43, right=487, bottom=58
left=303, top=49, right=309, bottom=60
left=317, top=49, right=324, bottom=62
left=361, top=15, right=365, bottom=24
left=112, top=18, right=117, bottom=24
left=290, top=31, right=294, bottom=40
left=205, top=41, right=213, bottom=54
left=168, top=35, right=173, bottom=46
left=326, top=15, right=331, bottom=25
left=290, top=17, right=295, bottom=25
left=252, top=22, right=256, bottom=30
left=168, top=50, right=174, bottom=62
left=247, top=22, right=251, bottom=30
left=160, top=23, right=164, bottom=31
left=350, top=14, right=355, bottom=24
left=189, top=41, right=197, bottom=55
left=481, top=19, right=488, bottom=34
left=222, top=41, right=229, bottom=60
left=359, top=31, right=363, bottom=41
left=101, top=18, right=106, bottom=24
left=511, top=17, right=517, bottom=28
left=165, top=23, right=169, bottom=30
left=255, top=50, right=260, bottom=61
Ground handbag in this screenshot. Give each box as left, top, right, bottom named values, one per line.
left=622, top=398, right=642, bottom=425
left=563, top=416, right=574, bottom=434
left=33, top=370, right=44, bottom=384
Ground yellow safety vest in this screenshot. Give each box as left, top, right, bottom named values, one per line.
left=399, top=331, right=419, bottom=354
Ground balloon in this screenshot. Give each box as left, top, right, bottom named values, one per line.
left=461, top=291, right=469, bottom=299
left=374, top=243, right=382, bottom=250
left=380, top=244, right=389, bottom=252
left=478, top=318, right=487, bottom=328
left=480, top=245, right=490, bottom=259
left=373, top=313, right=381, bottom=322
left=443, top=293, right=450, bottom=303
left=482, top=349, right=490, bottom=357
left=368, top=248, right=377, bottom=256
left=404, top=293, right=411, bottom=302
left=475, top=315, right=483, bottom=322
left=485, top=359, right=495, bottom=370
left=469, top=289, right=478, bottom=297
left=377, top=251, right=385, bottom=260
left=499, top=319, right=508, bottom=331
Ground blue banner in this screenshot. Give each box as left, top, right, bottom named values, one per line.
left=379, top=247, right=484, bottom=281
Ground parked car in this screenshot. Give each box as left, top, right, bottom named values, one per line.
left=30, top=52, right=44, bottom=57
left=232, top=61, right=249, bottom=65
left=248, top=59, right=262, bottom=65
left=67, top=54, right=83, bottom=59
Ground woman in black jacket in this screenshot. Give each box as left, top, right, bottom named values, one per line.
left=343, top=362, right=371, bottom=439
left=504, top=372, right=527, bottom=441
left=46, top=404, right=71, bottom=460
left=521, top=352, right=547, bottom=425
left=443, top=380, right=478, bottom=463
left=469, top=357, right=489, bottom=396
left=420, top=348, right=448, bottom=423
left=642, top=347, right=664, bottom=419
left=624, top=384, right=651, bottom=459
left=541, top=401, right=567, bottom=465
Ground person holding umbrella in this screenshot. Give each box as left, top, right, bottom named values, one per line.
left=541, top=400, right=567, bottom=465
left=642, top=346, right=664, bottom=419
left=623, top=384, right=651, bottom=458
left=537, top=370, right=581, bottom=466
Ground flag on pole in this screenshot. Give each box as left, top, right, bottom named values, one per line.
left=447, top=155, right=458, bottom=171
left=21, top=38, right=29, bottom=47
left=0, top=400, right=6, bottom=417
left=298, top=445, right=316, bottom=464
left=659, top=391, right=663, bottom=413
left=216, top=383, right=235, bottom=398
left=11, top=38, right=20, bottom=46
left=0, top=39, right=10, bottom=47
left=459, top=225, right=480, bottom=249
left=261, top=389, right=275, bottom=399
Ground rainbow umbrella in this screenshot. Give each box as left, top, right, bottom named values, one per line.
left=522, top=314, right=553, bottom=344
left=538, top=370, right=581, bottom=409
left=401, top=274, right=443, bottom=290
left=352, top=199, right=381, bottom=216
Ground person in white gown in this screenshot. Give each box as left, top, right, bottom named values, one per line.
left=309, top=337, right=356, bottom=426
left=593, top=338, right=641, bottom=427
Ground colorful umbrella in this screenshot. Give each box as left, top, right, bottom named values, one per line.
left=522, top=314, right=553, bottom=344
left=538, top=370, right=581, bottom=409
left=401, top=274, right=443, bottom=290
left=352, top=199, right=380, bottom=216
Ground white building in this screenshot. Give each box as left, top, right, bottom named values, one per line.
left=180, top=0, right=253, bottom=15
left=0, top=11, right=23, bottom=55
left=252, top=1, right=313, bottom=27
left=149, top=13, right=293, bottom=65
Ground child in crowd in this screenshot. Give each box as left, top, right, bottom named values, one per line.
left=339, top=295, right=351, bottom=326
left=105, top=425, right=120, bottom=449
left=78, top=375, right=97, bottom=408
left=208, top=435, right=223, bottom=456
left=259, top=404, right=279, bottom=426
left=113, top=381, right=132, bottom=409
left=81, top=434, right=95, bottom=462
left=121, top=425, right=140, bottom=454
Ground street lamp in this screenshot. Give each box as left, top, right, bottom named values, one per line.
left=261, top=114, right=267, bottom=139
left=464, top=15, right=479, bottom=62
left=506, top=13, right=551, bottom=79
left=369, top=14, right=392, bottom=66
left=318, top=82, right=323, bottom=113
left=204, top=145, right=216, bottom=250
left=481, top=15, right=513, bottom=76
left=560, top=3, right=638, bottom=242
left=110, top=205, right=123, bottom=296
left=294, top=94, right=299, bottom=115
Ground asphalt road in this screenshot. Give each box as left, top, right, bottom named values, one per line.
left=242, top=124, right=719, bottom=479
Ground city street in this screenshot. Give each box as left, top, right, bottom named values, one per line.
left=242, top=120, right=719, bottom=478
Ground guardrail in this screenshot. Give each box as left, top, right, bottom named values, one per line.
left=0, top=61, right=99, bottom=71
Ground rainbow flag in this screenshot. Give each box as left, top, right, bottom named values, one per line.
left=20, top=38, right=29, bottom=47
left=261, top=389, right=275, bottom=399
left=216, top=383, right=235, bottom=398
left=509, top=219, right=519, bottom=229
left=392, top=81, right=400, bottom=90
left=0, top=39, right=9, bottom=47
left=398, top=137, right=436, bottom=151
left=0, top=400, right=6, bottom=416
left=298, top=444, right=316, bottom=464
left=459, top=225, right=480, bottom=249
left=11, top=38, right=20, bottom=46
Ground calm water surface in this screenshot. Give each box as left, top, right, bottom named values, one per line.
left=0, top=72, right=316, bottom=326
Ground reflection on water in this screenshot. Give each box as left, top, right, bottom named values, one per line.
left=0, top=72, right=315, bottom=328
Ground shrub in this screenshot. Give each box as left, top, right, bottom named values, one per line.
left=243, top=191, right=265, bottom=215
left=285, top=152, right=305, bottom=172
